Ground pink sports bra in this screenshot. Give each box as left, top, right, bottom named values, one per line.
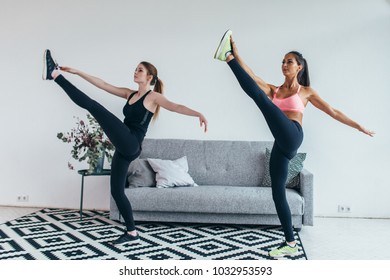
left=272, top=85, right=305, bottom=114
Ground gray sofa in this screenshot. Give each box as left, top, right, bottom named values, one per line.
left=109, top=138, right=314, bottom=230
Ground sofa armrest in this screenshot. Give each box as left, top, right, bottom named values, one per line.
left=299, top=168, right=314, bottom=226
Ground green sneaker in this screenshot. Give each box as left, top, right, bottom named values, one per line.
left=214, top=29, right=233, bottom=61
left=269, top=242, right=299, bottom=258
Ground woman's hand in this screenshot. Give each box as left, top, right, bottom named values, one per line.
left=359, top=126, right=375, bottom=137
left=198, top=113, right=208, bottom=133
left=230, top=35, right=239, bottom=57
left=59, top=66, right=78, bottom=75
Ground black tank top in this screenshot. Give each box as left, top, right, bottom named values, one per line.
left=123, top=90, right=154, bottom=141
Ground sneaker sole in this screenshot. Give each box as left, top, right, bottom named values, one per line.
left=111, top=237, right=140, bottom=246
left=214, top=30, right=231, bottom=59
left=42, top=50, right=49, bottom=80
left=269, top=251, right=300, bottom=258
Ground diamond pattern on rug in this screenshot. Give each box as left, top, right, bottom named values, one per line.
left=0, top=208, right=307, bottom=260
left=125, top=247, right=193, bottom=260
left=224, top=230, right=277, bottom=246
left=179, top=238, right=240, bottom=257
left=41, top=243, right=108, bottom=260
left=149, top=228, right=206, bottom=244
left=0, top=239, right=24, bottom=255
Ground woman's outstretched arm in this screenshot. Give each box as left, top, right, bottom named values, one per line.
left=60, top=66, right=134, bottom=99
left=229, top=36, right=275, bottom=98
left=308, top=89, right=375, bottom=136
left=151, top=93, right=208, bottom=132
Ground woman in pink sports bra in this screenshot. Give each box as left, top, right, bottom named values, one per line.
left=214, top=30, right=374, bottom=258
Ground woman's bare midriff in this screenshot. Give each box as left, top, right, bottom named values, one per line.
left=283, top=111, right=303, bottom=126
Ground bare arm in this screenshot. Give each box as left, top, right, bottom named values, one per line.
left=60, top=66, right=134, bottom=99
left=308, top=90, right=374, bottom=137
left=152, top=93, right=208, bottom=132
left=230, top=36, right=274, bottom=97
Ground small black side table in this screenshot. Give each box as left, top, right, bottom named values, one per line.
left=77, top=169, right=111, bottom=220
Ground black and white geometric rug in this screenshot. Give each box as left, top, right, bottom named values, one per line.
left=0, top=208, right=307, bottom=260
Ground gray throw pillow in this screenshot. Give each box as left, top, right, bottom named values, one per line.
left=261, top=148, right=306, bottom=188
left=127, top=158, right=156, bottom=188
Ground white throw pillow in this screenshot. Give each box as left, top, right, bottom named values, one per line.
left=147, top=156, right=196, bottom=188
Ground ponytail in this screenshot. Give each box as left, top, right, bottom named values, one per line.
left=152, top=77, right=164, bottom=121
left=288, top=51, right=310, bottom=87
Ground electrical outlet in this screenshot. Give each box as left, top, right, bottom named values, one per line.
left=338, top=205, right=351, bottom=213
left=17, top=195, right=29, bottom=202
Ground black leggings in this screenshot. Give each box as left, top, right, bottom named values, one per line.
left=55, top=75, right=140, bottom=231
left=228, top=59, right=303, bottom=242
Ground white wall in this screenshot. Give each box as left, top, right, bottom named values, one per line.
left=1, top=0, right=389, bottom=218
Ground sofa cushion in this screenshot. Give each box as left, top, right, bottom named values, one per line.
left=147, top=156, right=196, bottom=188
left=261, top=148, right=306, bottom=188
left=125, top=185, right=304, bottom=216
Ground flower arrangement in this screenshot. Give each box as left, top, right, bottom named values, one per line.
left=57, top=114, right=115, bottom=173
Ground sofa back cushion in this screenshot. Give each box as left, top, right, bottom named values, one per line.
left=140, top=139, right=273, bottom=186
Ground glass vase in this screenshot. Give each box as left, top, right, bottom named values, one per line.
left=93, top=150, right=105, bottom=173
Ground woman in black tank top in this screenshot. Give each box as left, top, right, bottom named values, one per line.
left=43, top=50, right=208, bottom=245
